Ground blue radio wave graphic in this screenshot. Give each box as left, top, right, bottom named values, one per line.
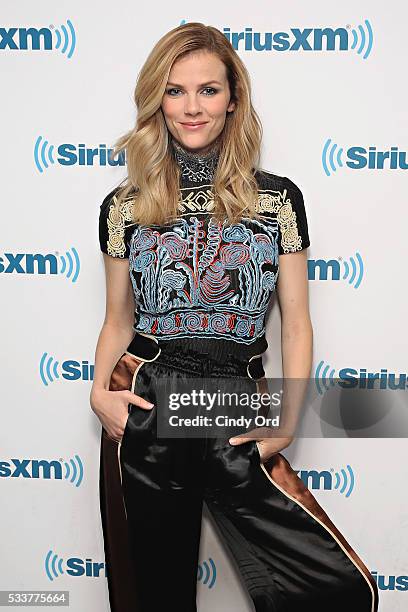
left=53, top=19, right=76, bottom=58
left=342, top=252, right=364, bottom=288
left=59, top=247, right=80, bottom=283
left=197, top=557, right=216, bottom=588
left=34, top=135, right=55, bottom=173
left=333, top=465, right=355, bottom=497
left=39, top=352, right=60, bottom=386
left=315, top=360, right=337, bottom=395
left=350, top=19, right=373, bottom=60
left=63, top=455, right=84, bottom=487
left=45, top=550, right=64, bottom=581
left=322, top=138, right=344, bottom=176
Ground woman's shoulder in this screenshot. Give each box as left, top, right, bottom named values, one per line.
left=254, top=167, right=303, bottom=197
left=100, top=185, right=127, bottom=212
left=253, top=168, right=310, bottom=253
left=100, top=185, right=120, bottom=207
left=100, top=185, right=136, bottom=219
left=98, top=185, right=137, bottom=259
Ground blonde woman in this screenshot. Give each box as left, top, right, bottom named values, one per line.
left=91, top=22, right=379, bottom=612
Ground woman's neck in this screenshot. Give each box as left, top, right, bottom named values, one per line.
left=170, top=135, right=221, bottom=184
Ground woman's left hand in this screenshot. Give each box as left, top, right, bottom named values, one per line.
left=229, top=430, right=294, bottom=463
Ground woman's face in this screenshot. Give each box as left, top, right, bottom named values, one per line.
left=161, top=50, right=235, bottom=153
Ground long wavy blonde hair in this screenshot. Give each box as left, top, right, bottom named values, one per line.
left=111, top=21, right=264, bottom=226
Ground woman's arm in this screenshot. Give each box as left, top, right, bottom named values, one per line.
left=274, top=249, right=313, bottom=441
left=229, top=249, right=313, bottom=455
left=92, top=254, right=136, bottom=393
left=277, top=249, right=313, bottom=379
left=90, top=254, right=153, bottom=441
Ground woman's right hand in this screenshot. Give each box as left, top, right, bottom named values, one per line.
left=90, top=387, right=154, bottom=443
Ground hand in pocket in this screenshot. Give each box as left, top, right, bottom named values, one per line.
left=90, top=387, right=154, bottom=443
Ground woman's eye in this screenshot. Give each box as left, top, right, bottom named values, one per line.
left=165, top=87, right=218, bottom=96
left=166, top=88, right=181, bottom=96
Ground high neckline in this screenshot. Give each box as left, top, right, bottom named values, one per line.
left=170, top=135, right=220, bottom=184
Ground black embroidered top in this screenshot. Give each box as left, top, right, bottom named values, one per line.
left=98, top=137, right=310, bottom=361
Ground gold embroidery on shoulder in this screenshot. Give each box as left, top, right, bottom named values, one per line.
left=106, top=195, right=135, bottom=258
left=256, top=188, right=302, bottom=253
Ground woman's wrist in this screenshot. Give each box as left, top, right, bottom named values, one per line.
left=90, top=383, right=109, bottom=410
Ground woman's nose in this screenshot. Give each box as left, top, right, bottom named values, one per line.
left=184, top=94, right=201, bottom=115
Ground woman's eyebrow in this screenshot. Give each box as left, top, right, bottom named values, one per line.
left=166, top=80, right=223, bottom=87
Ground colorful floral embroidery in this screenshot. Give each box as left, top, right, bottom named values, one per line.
left=128, top=185, right=285, bottom=344
left=102, top=180, right=306, bottom=344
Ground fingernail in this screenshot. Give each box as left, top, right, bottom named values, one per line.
left=229, top=438, right=237, bottom=445
left=147, top=403, right=154, bottom=408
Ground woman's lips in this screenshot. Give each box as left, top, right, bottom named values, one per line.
left=180, top=122, right=208, bottom=130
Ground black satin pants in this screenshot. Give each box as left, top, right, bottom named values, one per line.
left=99, top=334, right=379, bottom=612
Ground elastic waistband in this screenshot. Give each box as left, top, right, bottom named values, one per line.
left=125, top=332, right=265, bottom=380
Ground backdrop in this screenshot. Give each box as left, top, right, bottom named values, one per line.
left=1, top=1, right=406, bottom=610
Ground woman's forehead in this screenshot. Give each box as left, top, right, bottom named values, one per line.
left=169, top=51, right=227, bottom=82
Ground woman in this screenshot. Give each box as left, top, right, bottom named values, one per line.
left=90, top=22, right=379, bottom=612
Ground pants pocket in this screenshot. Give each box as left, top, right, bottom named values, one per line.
left=125, top=359, right=157, bottom=437
left=106, top=352, right=146, bottom=446
left=254, top=439, right=263, bottom=463
left=252, top=439, right=283, bottom=466
left=120, top=405, right=133, bottom=445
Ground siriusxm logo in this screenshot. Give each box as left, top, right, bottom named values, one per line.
left=0, top=248, right=80, bottom=282
left=0, top=20, right=76, bottom=58
left=295, top=465, right=354, bottom=497
left=180, top=19, right=373, bottom=58
left=34, top=136, right=125, bottom=173
left=45, top=551, right=105, bottom=581
left=322, top=139, right=408, bottom=175
left=45, top=551, right=216, bottom=583
left=372, top=572, right=408, bottom=591
left=0, top=456, right=83, bottom=487
left=315, top=361, right=407, bottom=394
left=224, top=21, right=373, bottom=57
left=39, top=354, right=94, bottom=386
left=197, top=558, right=217, bottom=588
left=308, top=253, right=363, bottom=288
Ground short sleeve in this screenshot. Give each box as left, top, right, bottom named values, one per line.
left=98, top=188, right=136, bottom=259
left=278, top=177, right=310, bottom=254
